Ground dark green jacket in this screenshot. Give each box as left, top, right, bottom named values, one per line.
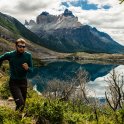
left=0, top=50, right=33, bottom=80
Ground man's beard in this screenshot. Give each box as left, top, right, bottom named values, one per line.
left=17, top=50, right=24, bottom=54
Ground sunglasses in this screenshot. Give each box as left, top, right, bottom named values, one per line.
left=17, top=45, right=26, bottom=48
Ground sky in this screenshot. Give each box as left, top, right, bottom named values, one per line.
left=0, top=0, right=124, bottom=45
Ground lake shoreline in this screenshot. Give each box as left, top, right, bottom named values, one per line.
left=39, top=52, right=124, bottom=65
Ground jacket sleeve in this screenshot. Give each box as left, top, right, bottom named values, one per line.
left=27, top=53, right=33, bottom=73
left=0, top=52, right=10, bottom=67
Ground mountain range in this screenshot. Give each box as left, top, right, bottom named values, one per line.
left=25, top=9, right=124, bottom=53
left=0, top=10, right=124, bottom=54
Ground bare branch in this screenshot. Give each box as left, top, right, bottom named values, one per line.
left=105, top=69, right=124, bottom=111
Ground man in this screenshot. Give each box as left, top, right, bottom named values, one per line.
left=0, top=38, right=33, bottom=111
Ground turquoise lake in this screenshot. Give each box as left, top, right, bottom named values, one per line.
left=28, top=60, right=124, bottom=97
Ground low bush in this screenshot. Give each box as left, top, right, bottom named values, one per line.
left=0, top=106, right=20, bottom=124
left=0, top=79, right=11, bottom=99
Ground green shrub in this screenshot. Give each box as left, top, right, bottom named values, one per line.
left=0, top=80, right=11, bottom=99
left=0, top=106, right=20, bottom=124
left=0, top=106, right=35, bottom=124
left=25, top=96, right=43, bottom=117
left=39, top=100, right=64, bottom=124
left=25, top=97, right=64, bottom=124
left=116, top=108, right=124, bottom=124
left=64, top=112, right=83, bottom=124
left=21, top=117, right=34, bottom=124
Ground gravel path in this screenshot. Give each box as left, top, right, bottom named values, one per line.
left=0, top=97, right=15, bottom=109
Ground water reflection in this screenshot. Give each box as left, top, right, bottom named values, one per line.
left=87, top=65, right=124, bottom=97
left=28, top=60, right=120, bottom=97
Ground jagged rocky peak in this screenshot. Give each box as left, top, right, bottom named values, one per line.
left=40, top=11, right=49, bottom=16
left=29, top=20, right=36, bottom=25
left=63, top=9, right=74, bottom=17
left=25, top=20, right=29, bottom=25
left=36, top=11, right=58, bottom=24
left=55, top=9, right=81, bottom=28
left=25, top=19, right=36, bottom=26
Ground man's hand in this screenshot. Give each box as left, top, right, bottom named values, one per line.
left=22, top=63, right=29, bottom=71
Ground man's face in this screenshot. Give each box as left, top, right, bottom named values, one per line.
left=16, top=43, right=26, bottom=53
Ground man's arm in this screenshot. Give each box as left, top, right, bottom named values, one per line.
left=22, top=53, right=33, bottom=73
left=0, top=52, right=10, bottom=67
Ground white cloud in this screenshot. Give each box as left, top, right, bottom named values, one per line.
left=87, top=0, right=119, bottom=6
left=0, top=0, right=61, bottom=23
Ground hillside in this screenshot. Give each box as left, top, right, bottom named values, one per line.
left=0, top=12, right=68, bottom=59
left=0, top=12, right=42, bottom=44
left=0, top=38, right=67, bottom=60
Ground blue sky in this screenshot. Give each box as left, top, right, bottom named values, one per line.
left=0, top=0, right=124, bottom=45
left=62, top=0, right=111, bottom=10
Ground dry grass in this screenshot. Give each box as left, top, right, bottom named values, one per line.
left=0, top=72, right=9, bottom=86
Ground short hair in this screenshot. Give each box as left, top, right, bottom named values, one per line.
left=15, top=38, right=26, bottom=46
